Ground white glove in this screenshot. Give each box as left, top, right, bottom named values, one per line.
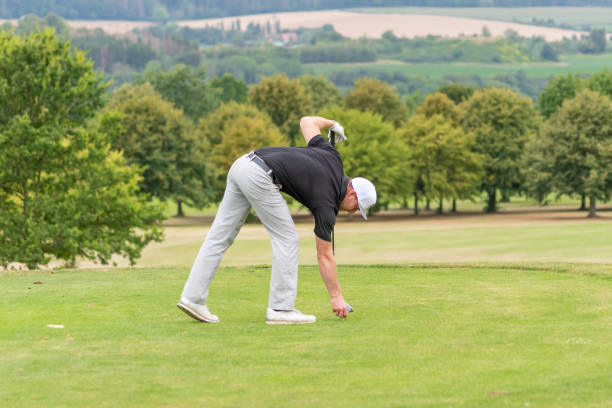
left=328, top=122, right=347, bottom=145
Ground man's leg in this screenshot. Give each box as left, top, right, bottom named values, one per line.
left=180, top=158, right=251, bottom=306
left=232, top=160, right=299, bottom=311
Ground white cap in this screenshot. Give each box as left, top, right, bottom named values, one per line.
left=352, top=177, right=377, bottom=220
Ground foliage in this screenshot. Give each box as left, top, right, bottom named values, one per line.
left=195, top=101, right=275, bottom=147
left=71, top=28, right=158, bottom=72
left=203, top=45, right=304, bottom=84
left=0, top=30, right=163, bottom=268
left=298, top=41, right=377, bottom=63
left=413, top=37, right=528, bottom=63
left=107, top=83, right=212, bottom=212
left=585, top=68, right=612, bottom=98
left=533, top=89, right=612, bottom=216
left=540, top=43, right=559, bottom=61
left=319, top=106, right=405, bottom=211
left=248, top=73, right=312, bottom=146
left=210, top=117, right=287, bottom=171
left=195, top=101, right=286, bottom=197
left=398, top=114, right=482, bottom=213
left=459, top=87, right=540, bottom=212
left=437, top=83, right=476, bottom=104
left=521, top=134, right=555, bottom=205
left=295, top=25, right=345, bottom=44
left=136, top=64, right=219, bottom=121
left=327, top=68, right=448, bottom=98
left=416, top=92, right=459, bottom=122
left=13, top=13, right=70, bottom=39
left=537, top=73, right=584, bottom=118
left=297, top=74, right=342, bottom=111
left=578, top=28, right=607, bottom=54
left=405, top=91, right=425, bottom=116
left=210, top=73, right=249, bottom=104
left=344, top=77, right=408, bottom=128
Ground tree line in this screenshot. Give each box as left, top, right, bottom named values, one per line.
left=2, top=13, right=608, bottom=100
left=1, top=29, right=611, bottom=269
left=3, top=0, right=612, bottom=20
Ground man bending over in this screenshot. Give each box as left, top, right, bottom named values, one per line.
left=177, top=116, right=376, bottom=324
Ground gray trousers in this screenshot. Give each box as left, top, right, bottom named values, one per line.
left=181, top=154, right=299, bottom=310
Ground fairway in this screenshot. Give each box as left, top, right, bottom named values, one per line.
left=2, top=264, right=611, bottom=407
left=113, top=208, right=612, bottom=270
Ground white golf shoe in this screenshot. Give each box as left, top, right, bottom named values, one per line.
left=265, top=308, right=316, bottom=325
left=177, top=298, right=220, bottom=323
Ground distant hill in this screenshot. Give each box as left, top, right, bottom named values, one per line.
left=2, top=0, right=612, bottom=21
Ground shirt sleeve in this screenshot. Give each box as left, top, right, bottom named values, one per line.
left=308, top=134, right=330, bottom=148
left=312, top=207, right=336, bottom=242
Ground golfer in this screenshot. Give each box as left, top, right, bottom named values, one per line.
left=177, top=116, right=376, bottom=324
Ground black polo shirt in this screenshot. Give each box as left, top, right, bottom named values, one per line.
left=255, top=135, right=348, bottom=241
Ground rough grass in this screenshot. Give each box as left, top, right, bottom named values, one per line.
left=2, top=264, right=611, bottom=407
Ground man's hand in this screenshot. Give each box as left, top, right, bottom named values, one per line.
left=328, top=122, right=347, bottom=145
left=331, top=295, right=348, bottom=318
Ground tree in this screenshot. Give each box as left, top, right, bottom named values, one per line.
left=534, top=90, right=612, bottom=217
left=537, top=73, right=583, bottom=118
left=522, top=134, right=555, bottom=206
left=210, top=116, right=287, bottom=171
left=586, top=69, right=612, bottom=98
left=344, top=77, right=407, bottom=128
left=195, top=101, right=286, bottom=197
left=297, top=74, right=342, bottom=111
left=108, top=83, right=212, bottom=217
left=248, top=73, right=312, bottom=146
left=417, top=92, right=459, bottom=122
left=398, top=114, right=482, bottom=215
left=405, top=91, right=425, bottom=117
left=0, top=30, right=163, bottom=269
left=437, top=83, right=475, bottom=105
left=579, top=28, right=607, bottom=54
left=540, top=43, right=559, bottom=61
left=318, top=106, right=406, bottom=212
left=136, top=64, right=219, bottom=121
left=459, top=87, right=539, bottom=212
left=210, top=73, right=249, bottom=104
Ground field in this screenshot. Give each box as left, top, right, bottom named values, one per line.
left=350, top=7, right=612, bottom=32
left=308, top=54, right=612, bottom=80
left=1, top=9, right=589, bottom=39
left=3, top=263, right=611, bottom=407
left=177, top=10, right=583, bottom=41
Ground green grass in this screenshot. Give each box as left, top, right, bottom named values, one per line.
left=347, top=7, right=612, bottom=31
left=2, top=264, right=611, bottom=407
left=136, top=207, right=612, bottom=269
left=308, top=54, right=612, bottom=79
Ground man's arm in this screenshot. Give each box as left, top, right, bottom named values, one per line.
left=300, top=116, right=335, bottom=145
left=315, top=236, right=348, bottom=318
